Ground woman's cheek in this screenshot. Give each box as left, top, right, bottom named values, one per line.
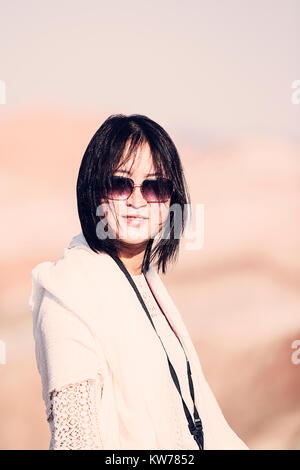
left=158, top=203, right=170, bottom=225
left=149, top=204, right=169, bottom=232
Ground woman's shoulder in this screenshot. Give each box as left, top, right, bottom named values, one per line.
left=30, top=238, right=111, bottom=289
left=29, top=236, right=121, bottom=336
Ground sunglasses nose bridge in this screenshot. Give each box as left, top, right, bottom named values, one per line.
left=127, top=182, right=147, bottom=203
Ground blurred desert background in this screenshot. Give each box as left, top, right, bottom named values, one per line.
left=0, top=0, right=300, bottom=450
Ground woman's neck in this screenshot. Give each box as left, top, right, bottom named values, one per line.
left=117, top=241, right=148, bottom=276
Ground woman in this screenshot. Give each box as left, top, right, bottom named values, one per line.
left=30, top=114, right=249, bottom=450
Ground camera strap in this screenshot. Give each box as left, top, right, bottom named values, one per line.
left=111, top=254, right=204, bottom=450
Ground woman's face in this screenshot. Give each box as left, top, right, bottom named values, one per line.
left=100, top=143, right=171, bottom=246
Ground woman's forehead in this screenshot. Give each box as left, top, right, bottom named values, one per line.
left=116, top=150, right=162, bottom=176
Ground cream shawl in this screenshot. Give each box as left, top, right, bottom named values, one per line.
left=29, top=231, right=249, bottom=450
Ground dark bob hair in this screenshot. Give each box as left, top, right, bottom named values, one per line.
left=76, top=114, right=191, bottom=275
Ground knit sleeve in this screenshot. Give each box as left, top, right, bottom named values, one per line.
left=32, top=288, right=109, bottom=450
left=47, top=374, right=104, bottom=450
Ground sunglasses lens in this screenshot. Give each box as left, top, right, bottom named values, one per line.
left=143, top=178, right=173, bottom=202
left=107, top=176, right=132, bottom=200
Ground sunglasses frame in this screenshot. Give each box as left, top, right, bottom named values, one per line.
left=106, top=175, right=174, bottom=203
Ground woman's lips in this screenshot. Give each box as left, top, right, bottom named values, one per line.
left=122, top=216, right=148, bottom=227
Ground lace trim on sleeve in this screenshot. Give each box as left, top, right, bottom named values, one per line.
left=47, top=374, right=104, bottom=450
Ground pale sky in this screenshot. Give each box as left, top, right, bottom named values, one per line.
left=0, top=0, right=299, bottom=142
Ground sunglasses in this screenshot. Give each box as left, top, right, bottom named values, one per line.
left=106, top=175, right=174, bottom=202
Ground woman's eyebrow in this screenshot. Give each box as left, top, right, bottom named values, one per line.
left=115, top=169, right=161, bottom=177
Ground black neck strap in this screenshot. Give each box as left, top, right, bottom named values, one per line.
left=109, top=254, right=204, bottom=450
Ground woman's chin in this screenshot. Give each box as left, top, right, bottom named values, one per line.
left=118, top=233, right=150, bottom=244
left=115, top=226, right=152, bottom=244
